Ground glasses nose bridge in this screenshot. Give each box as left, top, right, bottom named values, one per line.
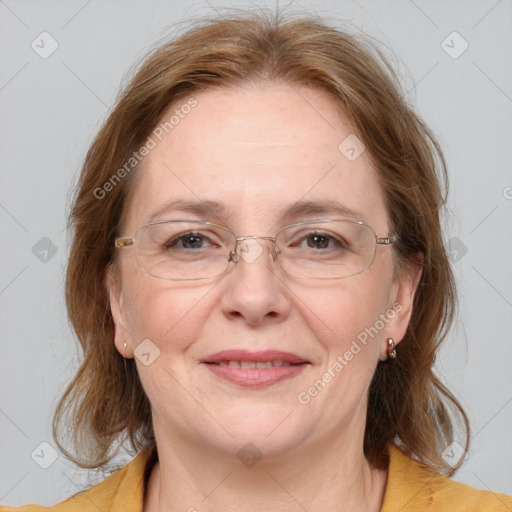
left=229, top=235, right=278, bottom=263
left=235, top=235, right=276, bottom=243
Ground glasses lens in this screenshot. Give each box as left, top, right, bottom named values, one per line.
left=133, top=221, right=235, bottom=280
left=276, top=220, right=377, bottom=279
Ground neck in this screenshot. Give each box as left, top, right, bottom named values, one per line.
left=144, top=424, right=388, bottom=512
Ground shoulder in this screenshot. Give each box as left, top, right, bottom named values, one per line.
left=383, top=445, right=512, bottom=512
left=0, top=448, right=154, bottom=512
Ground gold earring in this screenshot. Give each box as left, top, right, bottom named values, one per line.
left=387, top=338, right=397, bottom=359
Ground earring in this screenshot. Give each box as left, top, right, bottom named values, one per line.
left=387, top=338, right=397, bottom=359
left=123, top=342, right=127, bottom=357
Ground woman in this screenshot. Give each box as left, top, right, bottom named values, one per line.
left=4, top=10, right=511, bottom=512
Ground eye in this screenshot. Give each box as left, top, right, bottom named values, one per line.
left=298, top=231, right=345, bottom=250
left=165, top=231, right=216, bottom=250
left=305, top=233, right=332, bottom=249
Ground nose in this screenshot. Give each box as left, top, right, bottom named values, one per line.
left=228, top=236, right=277, bottom=264
left=220, top=237, right=291, bottom=327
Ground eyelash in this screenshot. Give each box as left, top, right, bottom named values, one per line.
left=163, top=230, right=347, bottom=251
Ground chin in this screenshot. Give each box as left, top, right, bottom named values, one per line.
left=206, top=406, right=311, bottom=459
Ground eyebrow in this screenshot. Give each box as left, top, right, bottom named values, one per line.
left=146, top=199, right=366, bottom=225
left=147, top=199, right=230, bottom=223
left=278, top=200, right=366, bottom=223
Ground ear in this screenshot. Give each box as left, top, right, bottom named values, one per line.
left=384, top=254, right=424, bottom=352
left=104, top=265, right=134, bottom=358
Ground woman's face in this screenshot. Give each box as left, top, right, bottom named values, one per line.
left=108, top=83, right=420, bottom=458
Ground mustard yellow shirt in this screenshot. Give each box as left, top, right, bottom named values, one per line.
left=2, top=445, right=511, bottom=511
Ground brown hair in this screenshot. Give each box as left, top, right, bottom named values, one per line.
left=54, top=9, right=469, bottom=474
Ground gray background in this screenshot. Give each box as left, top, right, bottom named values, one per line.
left=1, top=0, right=511, bottom=507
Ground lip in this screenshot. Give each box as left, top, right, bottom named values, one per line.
left=201, top=350, right=310, bottom=389
left=201, top=350, right=309, bottom=365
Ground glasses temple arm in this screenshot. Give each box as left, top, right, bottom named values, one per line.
left=115, top=237, right=134, bottom=247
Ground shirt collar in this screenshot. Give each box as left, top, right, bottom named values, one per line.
left=109, top=445, right=156, bottom=512
left=107, top=444, right=432, bottom=511
left=381, top=445, right=438, bottom=511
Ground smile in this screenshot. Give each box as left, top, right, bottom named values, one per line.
left=201, top=349, right=311, bottom=388
left=212, top=360, right=293, bottom=368
left=203, top=361, right=309, bottom=388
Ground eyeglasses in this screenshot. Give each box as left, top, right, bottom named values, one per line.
left=115, top=219, right=397, bottom=281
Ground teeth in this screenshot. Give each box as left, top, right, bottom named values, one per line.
left=256, top=361, right=272, bottom=369
left=218, top=360, right=293, bottom=368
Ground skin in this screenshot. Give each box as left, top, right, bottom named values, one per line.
left=107, top=82, right=422, bottom=512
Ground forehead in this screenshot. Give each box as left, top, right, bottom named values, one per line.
left=124, top=83, right=388, bottom=232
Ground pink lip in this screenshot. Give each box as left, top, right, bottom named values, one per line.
left=201, top=350, right=310, bottom=389
left=204, top=363, right=308, bottom=388
left=201, top=350, right=309, bottom=365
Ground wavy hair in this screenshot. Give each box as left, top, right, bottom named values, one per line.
left=54, top=9, right=469, bottom=474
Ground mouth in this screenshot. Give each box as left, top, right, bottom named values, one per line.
left=201, top=350, right=310, bottom=388
left=208, top=360, right=296, bottom=368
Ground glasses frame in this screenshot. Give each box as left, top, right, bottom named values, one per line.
left=115, top=218, right=398, bottom=281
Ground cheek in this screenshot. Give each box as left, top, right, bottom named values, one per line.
left=121, top=274, right=214, bottom=351
left=294, top=274, right=391, bottom=357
